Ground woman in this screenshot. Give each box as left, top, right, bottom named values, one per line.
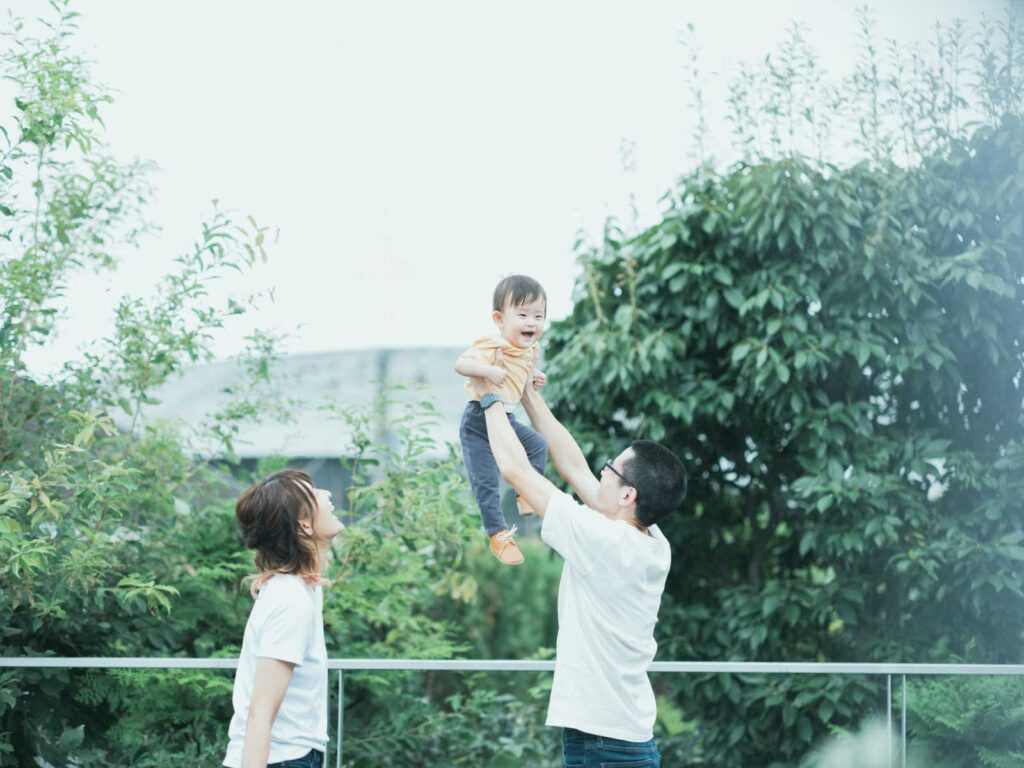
left=222, top=469, right=345, bottom=768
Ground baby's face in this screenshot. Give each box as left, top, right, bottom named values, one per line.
left=493, top=297, right=546, bottom=348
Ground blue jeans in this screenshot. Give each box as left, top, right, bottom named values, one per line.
left=562, top=728, right=661, bottom=768
left=269, top=750, right=323, bottom=768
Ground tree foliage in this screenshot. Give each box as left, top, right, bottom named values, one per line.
left=909, top=676, right=1024, bottom=768
left=0, top=4, right=559, bottom=766
left=3, top=3, right=1023, bottom=766
left=546, top=9, right=1024, bottom=767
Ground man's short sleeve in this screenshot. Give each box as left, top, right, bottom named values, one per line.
left=541, top=491, right=619, bottom=575
left=257, top=585, right=312, bottom=666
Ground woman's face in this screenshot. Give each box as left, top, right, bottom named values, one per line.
left=306, top=484, right=345, bottom=542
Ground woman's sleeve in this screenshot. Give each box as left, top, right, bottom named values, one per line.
left=256, top=588, right=312, bottom=666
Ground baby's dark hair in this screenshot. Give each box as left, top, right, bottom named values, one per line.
left=493, top=274, right=546, bottom=314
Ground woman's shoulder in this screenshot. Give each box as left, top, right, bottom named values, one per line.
left=259, top=573, right=317, bottom=605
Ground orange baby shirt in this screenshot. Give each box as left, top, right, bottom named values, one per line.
left=460, top=337, right=538, bottom=406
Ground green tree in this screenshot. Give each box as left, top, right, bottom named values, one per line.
left=909, top=676, right=1024, bottom=768
left=0, top=3, right=285, bottom=763
left=0, top=7, right=556, bottom=765
left=546, top=11, right=1024, bottom=767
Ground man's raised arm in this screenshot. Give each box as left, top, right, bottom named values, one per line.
left=479, top=393, right=560, bottom=517
left=520, top=386, right=600, bottom=509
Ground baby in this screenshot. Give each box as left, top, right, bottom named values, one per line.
left=455, top=275, right=548, bottom=566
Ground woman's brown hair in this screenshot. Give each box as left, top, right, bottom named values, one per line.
left=235, top=469, right=327, bottom=596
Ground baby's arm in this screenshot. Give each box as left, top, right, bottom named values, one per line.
left=455, top=352, right=508, bottom=387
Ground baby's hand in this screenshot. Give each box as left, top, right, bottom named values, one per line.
left=532, top=369, right=547, bottom=391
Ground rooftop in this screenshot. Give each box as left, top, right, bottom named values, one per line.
left=123, top=347, right=469, bottom=458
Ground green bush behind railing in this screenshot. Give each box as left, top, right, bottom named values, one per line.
left=2, top=2, right=1023, bottom=766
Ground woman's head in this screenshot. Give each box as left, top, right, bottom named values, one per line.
left=235, top=469, right=344, bottom=594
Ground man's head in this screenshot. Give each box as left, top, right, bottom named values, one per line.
left=491, top=274, right=547, bottom=349
left=599, top=440, right=687, bottom=528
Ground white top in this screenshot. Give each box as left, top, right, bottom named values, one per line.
left=222, top=574, right=329, bottom=767
left=541, top=491, right=671, bottom=742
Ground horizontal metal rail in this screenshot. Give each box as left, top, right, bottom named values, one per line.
left=2, top=657, right=1024, bottom=675
left=5, top=658, right=1023, bottom=768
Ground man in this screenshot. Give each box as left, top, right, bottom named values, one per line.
left=475, top=378, right=687, bottom=768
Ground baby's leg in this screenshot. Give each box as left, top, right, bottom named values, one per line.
left=510, top=417, right=548, bottom=514
left=459, top=402, right=507, bottom=536
left=511, top=418, right=548, bottom=473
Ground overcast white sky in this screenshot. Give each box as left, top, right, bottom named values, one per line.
left=5, top=0, right=1000, bottom=375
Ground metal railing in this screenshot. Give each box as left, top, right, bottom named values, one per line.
left=4, top=658, right=1024, bottom=767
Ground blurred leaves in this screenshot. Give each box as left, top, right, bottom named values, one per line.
left=2, top=2, right=1024, bottom=766
left=547, top=9, right=1024, bottom=767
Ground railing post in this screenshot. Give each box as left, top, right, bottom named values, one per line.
left=887, top=674, right=892, bottom=768
left=901, top=674, right=907, bottom=768
left=336, top=669, right=344, bottom=768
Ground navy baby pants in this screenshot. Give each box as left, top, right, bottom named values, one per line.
left=459, top=401, right=548, bottom=536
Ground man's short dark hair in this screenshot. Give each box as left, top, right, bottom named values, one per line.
left=493, top=274, right=546, bottom=314
left=623, top=440, right=687, bottom=528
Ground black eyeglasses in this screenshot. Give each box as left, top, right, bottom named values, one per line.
left=603, top=459, right=639, bottom=499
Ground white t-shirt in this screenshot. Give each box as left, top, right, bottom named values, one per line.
left=222, top=574, right=329, bottom=767
left=541, top=491, right=671, bottom=742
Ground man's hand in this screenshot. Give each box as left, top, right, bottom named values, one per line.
left=532, top=368, right=547, bottom=391
left=486, top=365, right=509, bottom=387
left=471, top=370, right=499, bottom=400
left=485, top=347, right=509, bottom=387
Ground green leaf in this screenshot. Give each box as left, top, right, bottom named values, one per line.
left=55, top=725, right=84, bottom=751
left=799, top=532, right=816, bottom=557
left=854, top=342, right=870, bottom=367
left=796, top=715, right=812, bottom=743
left=1000, top=546, right=1024, bottom=562
left=714, top=266, right=734, bottom=286
left=794, top=690, right=818, bottom=707
left=662, top=262, right=687, bottom=280
left=723, top=288, right=744, bottom=309
left=818, top=700, right=834, bottom=722
left=813, top=222, right=826, bottom=247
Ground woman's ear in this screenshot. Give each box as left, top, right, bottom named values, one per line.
left=299, top=518, right=314, bottom=536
